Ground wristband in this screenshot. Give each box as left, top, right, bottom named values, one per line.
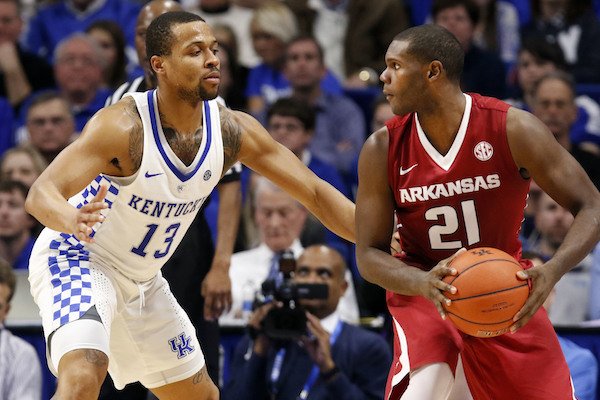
left=320, top=365, right=340, bottom=381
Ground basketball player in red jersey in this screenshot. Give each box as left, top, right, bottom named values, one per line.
left=355, top=25, right=600, bottom=400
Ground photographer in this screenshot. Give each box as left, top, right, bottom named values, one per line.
left=223, top=245, right=391, bottom=400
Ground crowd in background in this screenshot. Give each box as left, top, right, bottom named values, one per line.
left=1, top=0, right=600, bottom=399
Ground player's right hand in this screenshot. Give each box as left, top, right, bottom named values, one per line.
left=72, top=185, right=108, bottom=243
left=419, top=248, right=465, bottom=319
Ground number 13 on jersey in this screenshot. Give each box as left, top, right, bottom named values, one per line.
left=131, top=223, right=181, bottom=258
left=426, top=200, right=480, bottom=250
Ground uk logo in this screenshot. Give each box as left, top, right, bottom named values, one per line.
left=474, top=141, right=493, bottom=161
left=203, top=170, right=212, bottom=181
left=168, top=333, right=195, bottom=359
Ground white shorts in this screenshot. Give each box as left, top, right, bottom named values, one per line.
left=28, top=235, right=205, bottom=389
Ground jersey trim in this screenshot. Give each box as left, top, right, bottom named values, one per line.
left=147, top=90, right=213, bottom=182
left=415, top=93, right=472, bottom=171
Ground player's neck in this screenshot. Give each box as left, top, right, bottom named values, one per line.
left=155, top=89, right=204, bottom=134
left=416, top=89, right=466, bottom=155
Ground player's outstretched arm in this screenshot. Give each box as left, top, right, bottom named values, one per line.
left=507, top=107, right=600, bottom=330
left=355, top=129, right=457, bottom=317
left=25, top=99, right=138, bottom=241
left=229, top=109, right=356, bottom=243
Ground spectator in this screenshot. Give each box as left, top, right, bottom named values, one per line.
left=285, top=0, right=409, bottom=87
left=283, top=35, right=365, bottom=174
left=0, top=180, right=34, bottom=270
left=53, top=33, right=111, bottom=133
left=86, top=20, right=128, bottom=90
left=0, top=97, right=14, bottom=156
left=532, top=191, right=593, bottom=325
left=25, top=91, right=75, bottom=164
left=0, top=258, right=42, bottom=399
left=221, top=177, right=359, bottom=325
left=223, top=244, right=391, bottom=400
left=0, top=145, right=47, bottom=188
left=530, top=71, right=600, bottom=189
left=433, top=0, right=507, bottom=98
left=217, top=43, right=249, bottom=111
left=472, top=0, right=521, bottom=65
left=24, top=0, right=140, bottom=67
left=0, top=0, right=54, bottom=107
left=521, top=0, right=600, bottom=83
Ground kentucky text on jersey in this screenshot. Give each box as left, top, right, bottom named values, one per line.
left=128, top=194, right=207, bottom=218
left=399, top=174, right=500, bottom=203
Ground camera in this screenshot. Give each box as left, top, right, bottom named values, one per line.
left=259, top=250, right=328, bottom=340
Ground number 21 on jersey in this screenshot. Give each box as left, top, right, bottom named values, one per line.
left=426, top=200, right=480, bottom=249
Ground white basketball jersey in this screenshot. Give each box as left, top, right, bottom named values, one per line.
left=35, top=89, right=224, bottom=282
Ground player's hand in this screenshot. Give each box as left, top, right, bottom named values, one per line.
left=301, top=312, right=335, bottom=372
left=72, top=185, right=108, bottom=243
left=510, top=262, right=559, bottom=332
left=418, top=248, right=465, bottom=320
left=201, top=263, right=232, bottom=320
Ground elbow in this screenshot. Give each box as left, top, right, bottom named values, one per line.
left=355, top=247, right=376, bottom=284
left=24, top=182, right=40, bottom=218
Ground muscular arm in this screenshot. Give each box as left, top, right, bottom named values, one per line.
left=25, top=98, right=141, bottom=235
left=507, top=107, right=600, bottom=328
left=221, top=107, right=355, bottom=243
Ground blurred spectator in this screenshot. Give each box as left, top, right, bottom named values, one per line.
left=521, top=0, right=600, bottom=83
left=221, top=177, right=359, bottom=325
left=187, top=0, right=259, bottom=68
left=53, top=33, right=111, bottom=133
left=217, top=43, right=249, bottom=111
left=433, top=0, right=507, bottom=98
left=532, top=250, right=599, bottom=400
left=0, top=145, right=47, bottom=188
left=0, top=0, right=54, bottom=107
left=371, top=95, right=395, bottom=132
left=86, top=20, right=128, bottom=90
left=25, top=91, right=75, bottom=164
left=223, top=244, right=390, bottom=400
left=24, top=0, right=140, bottom=68
left=532, top=191, right=592, bottom=325
left=285, top=0, right=409, bottom=87
left=283, top=36, right=365, bottom=174
left=472, top=0, right=521, bottom=65
left=507, top=37, right=600, bottom=147
left=0, top=97, right=14, bottom=156
left=530, top=71, right=600, bottom=189
left=266, top=97, right=351, bottom=260
left=0, top=180, right=34, bottom=270
left=0, top=258, right=42, bottom=399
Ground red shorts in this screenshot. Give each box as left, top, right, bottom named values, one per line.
left=385, top=293, right=575, bottom=400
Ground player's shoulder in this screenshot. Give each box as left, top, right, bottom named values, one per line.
left=469, top=93, right=511, bottom=113
left=85, top=96, right=141, bottom=138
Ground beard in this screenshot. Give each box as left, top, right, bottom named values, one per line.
left=177, top=82, right=219, bottom=107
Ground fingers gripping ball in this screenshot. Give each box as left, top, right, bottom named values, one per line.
left=442, top=247, right=530, bottom=337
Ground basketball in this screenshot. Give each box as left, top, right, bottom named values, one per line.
left=442, top=247, right=530, bottom=338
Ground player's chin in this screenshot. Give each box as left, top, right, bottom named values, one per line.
left=199, top=85, right=219, bottom=100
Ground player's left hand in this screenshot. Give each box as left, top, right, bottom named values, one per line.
left=201, top=260, right=232, bottom=320
left=302, top=312, right=336, bottom=373
left=510, top=262, right=560, bottom=332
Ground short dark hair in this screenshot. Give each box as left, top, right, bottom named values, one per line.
left=394, top=25, right=464, bottom=82
left=531, top=71, right=577, bottom=100
left=432, top=0, right=480, bottom=25
left=0, top=180, right=29, bottom=201
left=519, top=37, right=568, bottom=71
left=286, top=35, right=324, bottom=64
left=27, top=91, right=69, bottom=117
left=267, top=97, right=316, bottom=131
left=146, top=11, right=205, bottom=64
left=0, top=258, right=16, bottom=303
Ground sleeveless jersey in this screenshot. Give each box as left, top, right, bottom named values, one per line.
left=36, top=89, right=224, bottom=282
left=386, top=93, right=529, bottom=270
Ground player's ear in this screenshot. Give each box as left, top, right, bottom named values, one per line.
left=427, top=61, right=443, bottom=81
left=150, top=55, right=165, bottom=75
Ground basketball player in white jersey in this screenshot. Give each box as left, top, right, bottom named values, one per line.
left=25, top=11, right=355, bottom=400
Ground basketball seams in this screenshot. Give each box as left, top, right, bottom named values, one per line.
left=446, top=258, right=522, bottom=286
left=449, top=283, right=529, bottom=302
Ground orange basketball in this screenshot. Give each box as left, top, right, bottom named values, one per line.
left=442, top=247, right=530, bottom=338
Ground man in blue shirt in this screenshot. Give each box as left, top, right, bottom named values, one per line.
left=0, top=180, right=35, bottom=270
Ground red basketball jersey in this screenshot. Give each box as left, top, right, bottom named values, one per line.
left=386, top=93, right=530, bottom=270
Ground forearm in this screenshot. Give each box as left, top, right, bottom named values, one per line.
left=310, top=180, right=355, bottom=243
left=357, top=245, right=426, bottom=295
left=3, top=66, right=31, bottom=106
left=25, top=181, right=77, bottom=234
left=213, top=182, right=241, bottom=270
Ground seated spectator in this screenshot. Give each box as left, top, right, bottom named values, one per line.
left=221, top=177, right=359, bottom=325
left=472, top=0, right=521, bottom=66
left=532, top=192, right=593, bottom=325
left=86, top=20, right=128, bottom=90
left=433, top=0, right=507, bottom=98
left=0, top=145, right=47, bottom=188
left=530, top=71, right=600, bottom=188
left=521, top=0, right=600, bottom=83
left=282, top=35, right=365, bottom=174
left=25, top=91, right=76, bottom=164
left=0, top=258, right=42, bottom=399
left=507, top=37, right=600, bottom=147
left=0, top=0, right=54, bottom=107
left=0, top=180, right=34, bottom=270
left=217, top=43, right=249, bottom=112
left=223, top=244, right=391, bottom=400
